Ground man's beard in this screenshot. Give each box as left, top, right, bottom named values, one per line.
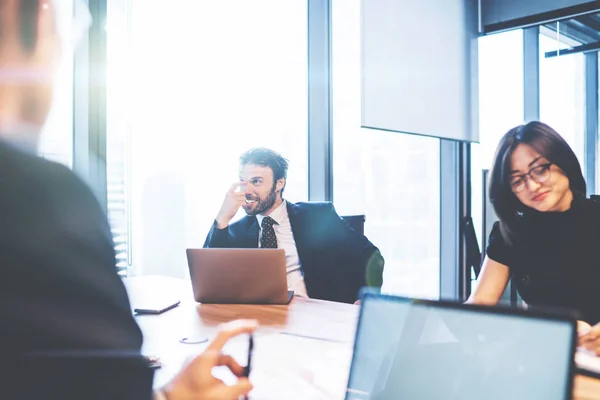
left=245, top=185, right=278, bottom=216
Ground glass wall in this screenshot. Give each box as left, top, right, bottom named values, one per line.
left=332, top=0, right=440, bottom=299
left=107, top=0, right=308, bottom=277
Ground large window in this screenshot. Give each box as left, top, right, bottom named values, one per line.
left=473, top=28, right=585, bottom=253
left=472, top=29, right=524, bottom=254
left=332, top=0, right=440, bottom=299
left=38, top=0, right=75, bottom=167
left=471, top=29, right=524, bottom=299
left=539, top=27, right=585, bottom=166
left=107, top=0, right=132, bottom=275
left=107, top=1, right=308, bottom=277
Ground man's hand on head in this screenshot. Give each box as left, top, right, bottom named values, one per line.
left=215, top=182, right=247, bottom=229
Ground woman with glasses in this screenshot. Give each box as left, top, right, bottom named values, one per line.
left=467, top=121, right=600, bottom=353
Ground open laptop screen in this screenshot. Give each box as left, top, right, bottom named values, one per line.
left=345, top=294, right=576, bottom=400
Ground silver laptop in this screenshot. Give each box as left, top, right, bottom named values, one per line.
left=345, top=293, right=577, bottom=400
left=186, top=248, right=293, bottom=304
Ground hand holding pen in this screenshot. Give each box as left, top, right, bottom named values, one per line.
left=158, top=319, right=258, bottom=400
left=243, top=333, right=254, bottom=400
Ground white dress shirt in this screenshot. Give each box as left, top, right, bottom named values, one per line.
left=256, top=200, right=308, bottom=297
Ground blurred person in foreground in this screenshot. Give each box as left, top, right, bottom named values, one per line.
left=0, top=1, right=255, bottom=398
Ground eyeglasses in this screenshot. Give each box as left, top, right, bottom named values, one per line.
left=510, top=163, right=553, bottom=193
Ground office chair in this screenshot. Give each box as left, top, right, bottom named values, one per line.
left=463, top=216, right=482, bottom=278
left=341, top=214, right=366, bottom=235
left=340, top=214, right=383, bottom=291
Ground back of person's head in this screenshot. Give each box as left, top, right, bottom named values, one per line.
left=488, top=121, right=585, bottom=244
left=239, top=147, right=289, bottom=194
left=0, top=0, right=60, bottom=138
left=0, top=0, right=40, bottom=50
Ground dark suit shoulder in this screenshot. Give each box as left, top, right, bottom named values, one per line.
left=289, top=201, right=332, bottom=208
left=0, top=142, right=103, bottom=215
left=223, top=215, right=257, bottom=237
left=286, top=201, right=334, bottom=215
left=228, top=215, right=258, bottom=230
left=0, top=142, right=111, bottom=250
left=0, top=141, right=142, bottom=354
left=0, top=140, right=77, bottom=185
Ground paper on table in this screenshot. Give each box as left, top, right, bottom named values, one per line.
left=279, top=308, right=358, bottom=343
left=247, top=332, right=354, bottom=399
left=151, top=329, right=354, bottom=398
left=575, top=349, right=600, bottom=375
left=249, top=368, right=337, bottom=400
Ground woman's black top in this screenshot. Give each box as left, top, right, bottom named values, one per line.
left=486, top=195, right=600, bottom=324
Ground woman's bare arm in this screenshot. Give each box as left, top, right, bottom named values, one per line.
left=466, top=256, right=510, bottom=305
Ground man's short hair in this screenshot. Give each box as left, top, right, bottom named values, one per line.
left=0, top=0, right=39, bottom=52
left=240, top=148, right=289, bottom=194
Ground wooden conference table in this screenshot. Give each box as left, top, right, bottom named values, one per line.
left=124, top=276, right=600, bottom=400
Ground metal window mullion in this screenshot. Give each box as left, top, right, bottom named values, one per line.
left=307, top=0, right=333, bottom=202
left=440, top=139, right=460, bottom=301
left=523, top=26, right=540, bottom=123
left=585, top=52, right=598, bottom=196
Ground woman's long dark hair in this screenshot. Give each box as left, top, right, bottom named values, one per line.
left=488, top=121, right=586, bottom=245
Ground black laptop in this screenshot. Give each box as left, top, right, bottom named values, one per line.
left=345, top=293, right=578, bottom=400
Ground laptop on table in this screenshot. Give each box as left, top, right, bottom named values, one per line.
left=345, top=293, right=578, bottom=400
left=186, top=248, right=294, bottom=304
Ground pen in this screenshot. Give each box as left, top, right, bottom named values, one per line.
left=244, top=334, right=254, bottom=400
left=245, top=333, right=254, bottom=377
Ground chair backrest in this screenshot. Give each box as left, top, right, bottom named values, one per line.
left=342, top=215, right=366, bottom=235
left=463, top=216, right=482, bottom=278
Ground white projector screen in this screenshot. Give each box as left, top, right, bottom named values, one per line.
left=362, top=0, right=479, bottom=142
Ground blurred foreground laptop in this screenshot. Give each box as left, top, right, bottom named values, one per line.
left=345, top=293, right=577, bottom=400
left=186, top=248, right=293, bottom=304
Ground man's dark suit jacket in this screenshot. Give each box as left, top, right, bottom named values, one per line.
left=0, top=140, right=145, bottom=397
left=204, top=201, right=384, bottom=303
